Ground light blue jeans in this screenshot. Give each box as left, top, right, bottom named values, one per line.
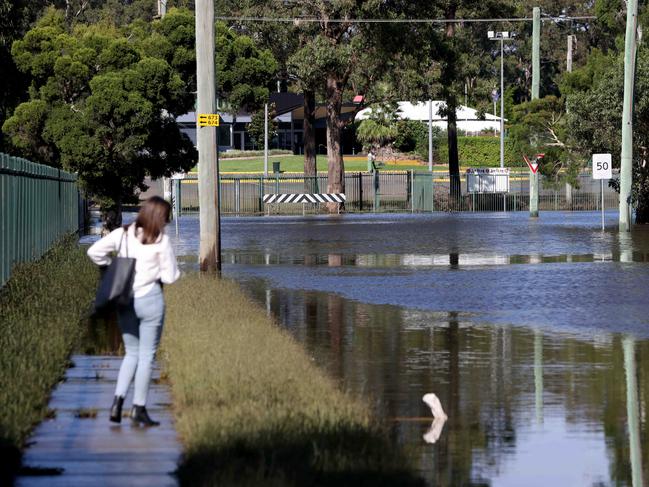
left=115, top=284, right=165, bottom=406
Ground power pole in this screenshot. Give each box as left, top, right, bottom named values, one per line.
left=159, top=2, right=172, bottom=204
left=565, top=35, right=574, bottom=207
left=428, top=100, right=433, bottom=171
left=264, top=102, right=269, bottom=177
left=566, top=35, right=574, bottom=72
left=530, top=7, right=540, bottom=218
left=620, top=0, right=638, bottom=232
left=196, top=0, right=220, bottom=272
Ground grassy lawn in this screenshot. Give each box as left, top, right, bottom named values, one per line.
left=197, top=155, right=430, bottom=173
left=197, top=155, right=528, bottom=174
left=162, top=275, right=424, bottom=486
left=0, top=237, right=97, bottom=483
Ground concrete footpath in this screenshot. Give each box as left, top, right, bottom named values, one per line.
left=16, top=355, right=181, bottom=487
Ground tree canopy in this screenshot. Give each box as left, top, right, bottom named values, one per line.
left=3, top=7, right=198, bottom=227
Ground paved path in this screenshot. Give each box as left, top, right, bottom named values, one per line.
left=16, top=355, right=181, bottom=487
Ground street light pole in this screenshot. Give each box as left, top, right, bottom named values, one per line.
left=500, top=37, right=504, bottom=169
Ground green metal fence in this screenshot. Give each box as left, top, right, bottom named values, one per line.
left=0, top=153, right=80, bottom=287
left=154, top=170, right=619, bottom=216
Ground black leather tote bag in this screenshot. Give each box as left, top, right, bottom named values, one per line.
left=94, top=228, right=136, bottom=311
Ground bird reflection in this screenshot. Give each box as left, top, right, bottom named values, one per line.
left=422, top=393, right=448, bottom=444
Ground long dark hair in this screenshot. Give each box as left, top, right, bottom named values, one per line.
left=131, top=196, right=171, bottom=244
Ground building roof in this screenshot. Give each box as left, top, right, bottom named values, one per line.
left=355, top=101, right=504, bottom=122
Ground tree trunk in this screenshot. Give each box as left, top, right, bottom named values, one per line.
left=303, top=89, right=317, bottom=193
left=445, top=5, right=461, bottom=208
left=447, top=98, right=461, bottom=207
left=325, top=75, right=345, bottom=212
left=101, top=197, right=123, bottom=233
left=635, top=178, right=649, bottom=223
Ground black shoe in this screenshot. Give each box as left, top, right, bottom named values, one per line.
left=109, top=396, right=124, bottom=423
left=130, top=405, right=160, bottom=427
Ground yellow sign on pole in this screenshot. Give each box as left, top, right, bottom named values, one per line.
left=198, top=113, right=220, bottom=127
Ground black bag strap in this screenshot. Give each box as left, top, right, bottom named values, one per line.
left=116, top=226, right=129, bottom=258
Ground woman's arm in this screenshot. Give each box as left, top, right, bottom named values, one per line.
left=159, top=237, right=181, bottom=284
left=86, top=228, right=123, bottom=266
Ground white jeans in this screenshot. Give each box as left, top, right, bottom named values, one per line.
left=114, top=284, right=165, bottom=406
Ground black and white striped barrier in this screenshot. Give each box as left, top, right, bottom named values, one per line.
left=263, top=193, right=346, bottom=204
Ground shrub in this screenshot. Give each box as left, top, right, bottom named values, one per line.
left=162, top=275, right=424, bottom=486
left=435, top=136, right=524, bottom=167
left=0, top=237, right=97, bottom=483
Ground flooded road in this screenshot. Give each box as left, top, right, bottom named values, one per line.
left=170, top=212, right=649, bottom=486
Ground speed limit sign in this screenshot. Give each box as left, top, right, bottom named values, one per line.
left=592, top=153, right=612, bottom=179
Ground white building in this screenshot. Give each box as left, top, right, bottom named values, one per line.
left=355, top=101, right=504, bottom=134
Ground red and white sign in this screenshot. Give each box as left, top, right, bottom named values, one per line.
left=523, top=154, right=544, bottom=174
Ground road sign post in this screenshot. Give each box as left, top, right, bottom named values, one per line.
left=593, top=153, right=612, bottom=231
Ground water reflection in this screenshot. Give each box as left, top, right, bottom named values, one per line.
left=237, top=279, right=647, bottom=486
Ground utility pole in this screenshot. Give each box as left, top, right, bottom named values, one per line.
left=530, top=7, right=540, bottom=218
left=428, top=100, right=433, bottom=171
left=159, top=2, right=172, bottom=205
left=566, top=35, right=574, bottom=72
left=264, top=102, right=269, bottom=177
left=565, top=35, right=574, bottom=207
left=620, top=0, right=638, bottom=232
left=196, top=0, right=220, bottom=272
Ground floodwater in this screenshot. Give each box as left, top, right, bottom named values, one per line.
left=170, top=211, right=649, bottom=486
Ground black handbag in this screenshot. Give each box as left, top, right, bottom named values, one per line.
left=94, top=227, right=136, bottom=311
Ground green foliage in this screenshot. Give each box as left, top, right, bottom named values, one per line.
left=394, top=120, right=440, bottom=160
left=247, top=103, right=278, bottom=148
left=437, top=136, right=521, bottom=167
left=566, top=46, right=649, bottom=222
left=0, top=237, right=97, bottom=483
left=3, top=7, right=197, bottom=223
left=356, top=103, right=400, bottom=152
left=508, top=96, right=576, bottom=181
left=162, top=275, right=424, bottom=486
left=216, top=21, right=278, bottom=113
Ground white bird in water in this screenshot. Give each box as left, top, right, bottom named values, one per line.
left=422, top=393, right=448, bottom=444
left=422, top=393, right=447, bottom=420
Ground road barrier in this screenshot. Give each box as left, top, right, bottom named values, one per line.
left=145, top=170, right=620, bottom=216
left=0, top=153, right=81, bottom=286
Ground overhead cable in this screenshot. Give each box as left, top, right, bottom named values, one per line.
left=215, top=15, right=597, bottom=24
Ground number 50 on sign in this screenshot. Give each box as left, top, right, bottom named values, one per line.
left=592, top=153, right=612, bottom=180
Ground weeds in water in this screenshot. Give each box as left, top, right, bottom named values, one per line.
left=162, top=275, right=424, bottom=486
left=74, top=408, right=98, bottom=419
left=0, top=237, right=97, bottom=482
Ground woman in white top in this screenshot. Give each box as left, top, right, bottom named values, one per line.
left=87, top=196, right=180, bottom=426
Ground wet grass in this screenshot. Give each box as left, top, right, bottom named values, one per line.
left=162, top=275, right=424, bottom=487
left=0, top=237, right=97, bottom=483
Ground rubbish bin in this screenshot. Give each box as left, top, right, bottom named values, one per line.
left=272, top=161, right=281, bottom=173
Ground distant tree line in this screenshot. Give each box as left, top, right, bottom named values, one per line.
left=3, top=0, right=649, bottom=221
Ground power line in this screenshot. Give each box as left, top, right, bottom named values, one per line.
left=215, top=15, right=597, bottom=24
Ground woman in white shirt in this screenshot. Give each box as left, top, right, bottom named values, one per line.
left=87, top=196, right=180, bottom=426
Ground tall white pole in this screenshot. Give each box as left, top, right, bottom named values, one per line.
left=196, top=0, right=220, bottom=272
left=428, top=100, right=433, bottom=171
left=500, top=38, right=504, bottom=170
left=619, top=0, right=638, bottom=232
left=624, top=336, right=644, bottom=487
left=264, top=103, right=269, bottom=177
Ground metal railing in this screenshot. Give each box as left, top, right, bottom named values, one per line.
left=0, top=153, right=80, bottom=286
left=144, top=170, right=620, bottom=216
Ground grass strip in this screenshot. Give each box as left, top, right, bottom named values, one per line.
left=0, top=237, right=97, bottom=482
left=163, top=275, right=424, bottom=486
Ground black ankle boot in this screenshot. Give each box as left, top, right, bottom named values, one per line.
left=130, top=405, right=160, bottom=426
left=109, top=396, right=124, bottom=423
